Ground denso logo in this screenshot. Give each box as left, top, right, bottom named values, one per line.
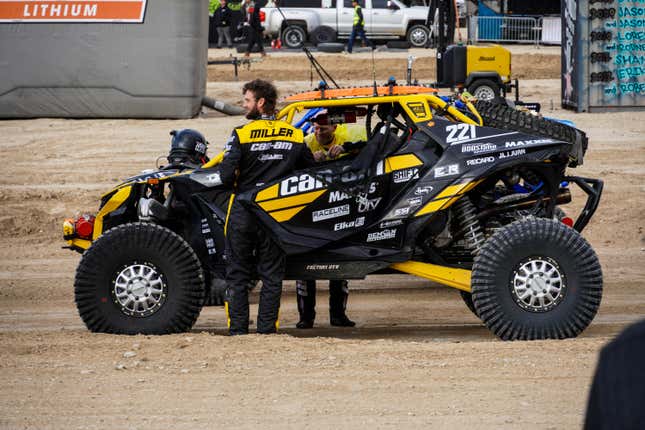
left=280, top=174, right=324, bottom=196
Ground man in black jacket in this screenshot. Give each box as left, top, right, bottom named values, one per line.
left=219, top=79, right=315, bottom=335
left=244, top=0, right=266, bottom=57
left=214, top=0, right=233, bottom=48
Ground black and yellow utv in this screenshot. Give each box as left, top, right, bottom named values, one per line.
left=63, top=89, right=603, bottom=340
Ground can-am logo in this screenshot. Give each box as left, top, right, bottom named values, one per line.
left=466, top=156, right=495, bottom=166
left=479, top=56, right=495, bottom=61
left=312, top=204, right=350, bottom=222
left=367, top=229, right=397, bottom=242
left=462, top=143, right=496, bottom=153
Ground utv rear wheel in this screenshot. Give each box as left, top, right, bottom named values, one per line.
left=74, top=223, right=205, bottom=334
left=471, top=218, right=602, bottom=340
left=459, top=290, right=478, bottom=317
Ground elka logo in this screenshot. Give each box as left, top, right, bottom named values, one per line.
left=0, top=0, right=148, bottom=23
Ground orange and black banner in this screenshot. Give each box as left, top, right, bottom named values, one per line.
left=0, top=0, right=147, bottom=23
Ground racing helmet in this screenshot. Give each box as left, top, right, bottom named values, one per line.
left=167, top=129, right=209, bottom=167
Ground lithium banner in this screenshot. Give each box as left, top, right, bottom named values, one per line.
left=0, top=0, right=147, bottom=22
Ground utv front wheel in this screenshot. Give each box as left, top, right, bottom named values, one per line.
left=471, top=218, right=602, bottom=340
left=74, top=223, right=205, bottom=334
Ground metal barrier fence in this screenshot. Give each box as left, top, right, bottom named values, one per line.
left=468, top=16, right=561, bottom=45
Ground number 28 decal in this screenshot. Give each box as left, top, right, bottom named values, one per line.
left=446, top=124, right=476, bottom=144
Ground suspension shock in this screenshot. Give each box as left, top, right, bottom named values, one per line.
left=452, top=197, right=485, bottom=255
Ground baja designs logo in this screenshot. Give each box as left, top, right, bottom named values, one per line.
left=367, top=229, right=397, bottom=242
left=312, top=205, right=350, bottom=222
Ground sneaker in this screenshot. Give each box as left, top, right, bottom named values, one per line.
left=330, top=315, right=355, bottom=327
left=296, top=319, right=314, bottom=329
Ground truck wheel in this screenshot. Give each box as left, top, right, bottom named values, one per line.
left=406, top=24, right=429, bottom=48
left=468, top=79, right=501, bottom=102
left=281, top=25, right=306, bottom=49
left=310, top=26, right=337, bottom=45
left=317, top=42, right=345, bottom=53
left=471, top=218, right=602, bottom=341
left=74, top=223, right=205, bottom=334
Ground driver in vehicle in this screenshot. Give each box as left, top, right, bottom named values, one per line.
left=296, top=110, right=367, bottom=329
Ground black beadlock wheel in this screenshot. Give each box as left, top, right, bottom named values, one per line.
left=310, top=26, right=337, bottom=45
left=74, top=222, right=205, bottom=334
left=471, top=218, right=602, bottom=340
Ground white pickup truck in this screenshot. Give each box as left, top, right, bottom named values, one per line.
left=263, top=0, right=431, bottom=48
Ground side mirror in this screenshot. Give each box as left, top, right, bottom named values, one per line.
left=387, top=1, right=400, bottom=10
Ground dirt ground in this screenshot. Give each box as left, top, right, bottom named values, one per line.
left=1, top=48, right=645, bottom=429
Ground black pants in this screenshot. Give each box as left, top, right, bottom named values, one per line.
left=296, top=280, right=349, bottom=322
left=246, top=28, right=264, bottom=53
left=226, top=201, right=284, bottom=334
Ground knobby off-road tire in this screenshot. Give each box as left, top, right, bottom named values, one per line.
left=75, top=223, right=205, bottom=334
left=471, top=218, right=602, bottom=340
left=473, top=100, right=587, bottom=167
left=459, top=209, right=568, bottom=319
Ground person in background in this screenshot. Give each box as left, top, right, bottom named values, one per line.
left=296, top=110, right=367, bottom=329
left=346, top=0, right=374, bottom=54
left=219, top=79, right=314, bottom=335
left=214, top=0, right=233, bottom=49
left=584, top=318, right=645, bottom=429
left=244, top=0, right=266, bottom=57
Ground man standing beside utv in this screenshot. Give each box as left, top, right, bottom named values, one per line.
left=219, top=79, right=314, bottom=335
left=296, top=110, right=367, bottom=329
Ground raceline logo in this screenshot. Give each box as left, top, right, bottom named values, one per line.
left=462, top=143, right=496, bottom=153
left=312, top=205, right=350, bottom=222
left=367, top=229, right=397, bottom=242
left=250, top=128, right=294, bottom=139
